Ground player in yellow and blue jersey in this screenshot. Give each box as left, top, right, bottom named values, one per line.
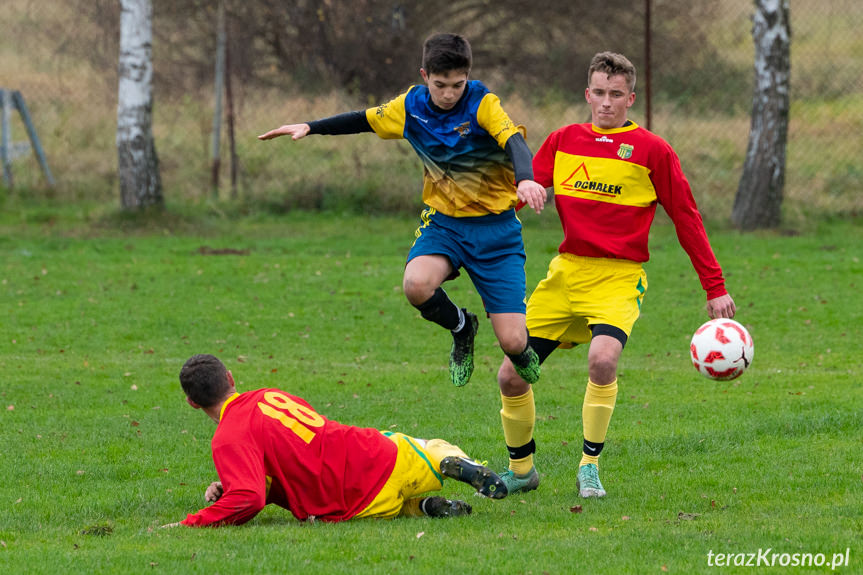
left=260, top=33, right=547, bottom=389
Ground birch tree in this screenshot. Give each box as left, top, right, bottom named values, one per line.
left=117, top=0, right=162, bottom=209
left=732, top=0, right=790, bottom=230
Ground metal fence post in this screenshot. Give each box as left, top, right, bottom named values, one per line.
left=14, top=91, right=55, bottom=187
left=1, top=89, right=12, bottom=187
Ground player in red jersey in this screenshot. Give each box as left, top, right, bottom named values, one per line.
left=162, top=354, right=507, bottom=528
left=495, top=52, right=736, bottom=498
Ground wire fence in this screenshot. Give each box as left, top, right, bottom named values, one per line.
left=1, top=0, right=861, bottom=222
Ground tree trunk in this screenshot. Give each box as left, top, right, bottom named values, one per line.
left=731, top=0, right=790, bottom=230
left=117, top=0, right=163, bottom=210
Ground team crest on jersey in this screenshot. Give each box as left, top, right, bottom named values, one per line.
left=453, top=121, right=471, bottom=138
left=617, top=144, right=634, bottom=160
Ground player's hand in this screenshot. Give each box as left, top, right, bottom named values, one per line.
left=205, top=481, right=224, bottom=503
left=258, top=123, right=310, bottom=141
left=517, top=180, right=547, bottom=214
left=706, top=294, right=736, bottom=319
left=160, top=522, right=182, bottom=529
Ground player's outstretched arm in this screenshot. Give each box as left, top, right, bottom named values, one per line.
left=706, top=293, right=736, bottom=319
left=157, top=480, right=222, bottom=528
left=258, top=123, right=310, bottom=141
left=517, top=179, right=548, bottom=214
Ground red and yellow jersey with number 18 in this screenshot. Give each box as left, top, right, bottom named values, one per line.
left=532, top=122, right=727, bottom=299
left=181, top=389, right=397, bottom=526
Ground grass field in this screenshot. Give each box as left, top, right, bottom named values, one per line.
left=1, top=207, right=860, bottom=574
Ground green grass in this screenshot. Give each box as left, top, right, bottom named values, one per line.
left=0, top=206, right=861, bottom=574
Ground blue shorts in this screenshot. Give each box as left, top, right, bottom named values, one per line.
left=407, top=208, right=526, bottom=314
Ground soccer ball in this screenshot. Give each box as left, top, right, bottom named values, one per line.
left=690, top=318, right=754, bottom=380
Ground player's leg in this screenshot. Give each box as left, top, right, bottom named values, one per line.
left=378, top=432, right=506, bottom=503
left=493, top=253, right=582, bottom=494
left=404, top=253, right=478, bottom=387
left=577, top=331, right=624, bottom=498
left=489, top=313, right=540, bottom=383
left=456, top=209, right=529, bottom=386
left=403, top=254, right=456, bottom=310
left=576, top=261, right=647, bottom=498
left=496, top=336, right=558, bottom=494
left=426, top=438, right=507, bottom=499
left=358, top=432, right=449, bottom=520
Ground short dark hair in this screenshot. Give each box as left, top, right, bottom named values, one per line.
left=179, top=354, right=232, bottom=408
left=422, top=33, right=472, bottom=75
left=588, top=51, right=637, bottom=93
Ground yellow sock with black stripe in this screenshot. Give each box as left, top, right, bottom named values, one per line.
left=500, top=389, right=536, bottom=475
left=579, top=379, right=618, bottom=468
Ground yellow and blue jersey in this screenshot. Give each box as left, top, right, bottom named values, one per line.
left=366, top=81, right=522, bottom=217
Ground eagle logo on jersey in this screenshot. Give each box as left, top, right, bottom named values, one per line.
left=617, top=144, right=634, bottom=160
left=453, top=121, right=471, bottom=138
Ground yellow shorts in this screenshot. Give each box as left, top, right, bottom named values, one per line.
left=526, top=253, right=647, bottom=347
left=354, top=433, right=467, bottom=519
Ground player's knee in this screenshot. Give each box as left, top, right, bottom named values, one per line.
left=497, top=331, right=528, bottom=356
left=497, top=359, right=530, bottom=395
left=403, top=275, right=434, bottom=305
left=588, top=356, right=618, bottom=384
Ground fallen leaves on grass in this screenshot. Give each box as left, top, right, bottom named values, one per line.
left=570, top=505, right=583, bottom=513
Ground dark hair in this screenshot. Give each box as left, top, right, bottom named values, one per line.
left=422, top=33, right=472, bottom=75
left=588, top=51, right=637, bottom=92
left=179, top=354, right=232, bottom=408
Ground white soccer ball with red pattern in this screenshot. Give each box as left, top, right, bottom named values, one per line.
left=690, top=318, right=754, bottom=380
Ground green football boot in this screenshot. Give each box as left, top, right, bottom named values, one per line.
left=511, top=345, right=541, bottom=384
left=576, top=463, right=606, bottom=498
left=449, top=310, right=478, bottom=387
left=499, top=467, right=540, bottom=494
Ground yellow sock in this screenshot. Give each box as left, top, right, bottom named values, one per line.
left=500, top=389, right=536, bottom=475
left=424, top=438, right=469, bottom=469
left=579, top=379, right=618, bottom=468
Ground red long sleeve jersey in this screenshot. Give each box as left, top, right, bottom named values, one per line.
left=181, top=389, right=397, bottom=526
left=532, top=122, right=727, bottom=299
